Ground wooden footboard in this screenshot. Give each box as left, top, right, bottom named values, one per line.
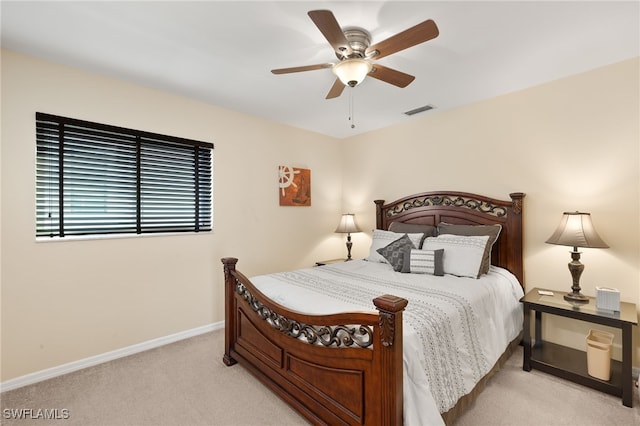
left=221, top=257, right=408, bottom=425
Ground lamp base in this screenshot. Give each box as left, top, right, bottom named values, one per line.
left=564, top=291, right=589, bottom=304
left=564, top=249, right=589, bottom=304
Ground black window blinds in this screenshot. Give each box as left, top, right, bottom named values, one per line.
left=36, top=112, right=213, bottom=237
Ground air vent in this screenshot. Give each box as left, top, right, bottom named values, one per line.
left=404, top=104, right=436, bottom=116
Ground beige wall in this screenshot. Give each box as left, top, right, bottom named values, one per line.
left=343, top=57, right=640, bottom=365
left=0, top=50, right=344, bottom=381
left=2, top=49, right=639, bottom=382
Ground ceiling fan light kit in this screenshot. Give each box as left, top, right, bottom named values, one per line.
left=271, top=9, right=439, bottom=99
left=332, top=58, right=372, bottom=87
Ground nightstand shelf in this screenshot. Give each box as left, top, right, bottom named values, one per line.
left=530, top=341, right=623, bottom=397
left=521, top=287, right=637, bottom=407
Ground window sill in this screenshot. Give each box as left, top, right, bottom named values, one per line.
left=35, top=230, right=212, bottom=243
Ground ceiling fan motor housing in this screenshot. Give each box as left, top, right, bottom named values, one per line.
left=337, top=28, right=372, bottom=59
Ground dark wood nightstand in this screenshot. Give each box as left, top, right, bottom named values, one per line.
left=521, top=287, right=637, bottom=407
left=315, top=258, right=346, bottom=266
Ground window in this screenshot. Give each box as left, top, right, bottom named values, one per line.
left=36, top=112, right=213, bottom=238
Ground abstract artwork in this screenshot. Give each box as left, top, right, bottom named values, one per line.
left=279, top=165, right=311, bottom=206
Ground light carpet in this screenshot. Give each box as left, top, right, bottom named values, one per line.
left=2, top=329, right=638, bottom=425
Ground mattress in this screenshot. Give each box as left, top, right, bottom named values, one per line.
left=250, top=259, right=524, bottom=426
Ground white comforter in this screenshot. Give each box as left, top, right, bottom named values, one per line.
left=250, top=260, right=524, bottom=426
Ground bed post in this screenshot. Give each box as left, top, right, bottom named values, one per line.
left=373, top=294, right=408, bottom=425
left=221, top=257, right=238, bottom=367
left=375, top=199, right=385, bottom=230
left=507, top=192, right=525, bottom=286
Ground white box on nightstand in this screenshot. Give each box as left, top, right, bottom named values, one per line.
left=596, top=287, right=620, bottom=312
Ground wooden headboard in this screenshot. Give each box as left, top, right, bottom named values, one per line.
left=375, top=191, right=525, bottom=287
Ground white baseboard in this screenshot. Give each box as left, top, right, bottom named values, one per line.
left=0, top=321, right=224, bottom=393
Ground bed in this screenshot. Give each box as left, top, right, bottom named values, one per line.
left=221, top=190, right=525, bottom=425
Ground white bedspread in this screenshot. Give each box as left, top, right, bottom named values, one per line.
left=250, top=260, right=524, bottom=426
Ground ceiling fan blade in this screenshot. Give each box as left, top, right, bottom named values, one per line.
left=368, top=65, right=415, bottom=88
left=326, top=78, right=345, bottom=99
left=271, top=63, right=333, bottom=74
left=366, top=19, right=439, bottom=60
left=308, top=10, right=353, bottom=58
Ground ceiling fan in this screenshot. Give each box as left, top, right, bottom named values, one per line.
left=271, top=10, right=439, bottom=99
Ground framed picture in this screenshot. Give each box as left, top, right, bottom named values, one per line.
left=278, top=165, right=311, bottom=206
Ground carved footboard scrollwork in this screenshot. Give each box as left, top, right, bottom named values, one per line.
left=221, top=257, right=407, bottom=425
left=234, top=279, right=374, bottom=348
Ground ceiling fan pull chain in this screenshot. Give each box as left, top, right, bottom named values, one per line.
left=349, top=88, right=356, bottom=129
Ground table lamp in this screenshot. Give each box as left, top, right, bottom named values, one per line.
left=335, top=213, right=361, bottom=260
left=545, top=212, right=609, bottom=303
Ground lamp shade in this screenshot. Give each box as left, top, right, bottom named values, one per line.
left=332, top=59, right=372, bottom=87
left=545, top=212, right=609, bottom=249
left=335, top=213, right=361, bottom=234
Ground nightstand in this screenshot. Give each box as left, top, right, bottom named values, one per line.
left=521, top=287, right=637, bottom=407
left=315, top=258, right=346, bottom=266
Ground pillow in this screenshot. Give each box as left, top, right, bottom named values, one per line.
left=422, top=234, right=490, bottom=278
left=436, top=223, right=502, bottom=275
left=366, top=229, right=424, bottom=263
left=389, top=222, right=437, bottom=248
left=409, top=249, right=444, bottom=276
left=376, top=234, right=415, bottom=272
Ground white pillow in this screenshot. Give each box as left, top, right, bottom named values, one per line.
left=366, top=230, right=424, bottom=263
left=421, top=234, right=490, bottom=278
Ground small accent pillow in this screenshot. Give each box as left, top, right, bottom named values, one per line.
left=376, top=234, right=415, bottom=272
left=389, top=222, right=437, bottom=248
left=409, top=249, right=444, bottom=276
left=422, top=234, right=490, bottom=278
left=437, top=223, right=502, bottom=275
left=367, top=229, right=424, bottom=263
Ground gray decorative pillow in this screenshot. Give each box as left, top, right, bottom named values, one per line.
left=437, top=223, right=502, bottom=275
left=409, top=249, right=444, bottom=276
left=389, top=222, right=437, bottom=248
left=376, top=234, right=415, bottom=272
left=367, top=230, right=424, bottom=263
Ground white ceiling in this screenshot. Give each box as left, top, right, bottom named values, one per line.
left=2, top=1, right=638, bottom=139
